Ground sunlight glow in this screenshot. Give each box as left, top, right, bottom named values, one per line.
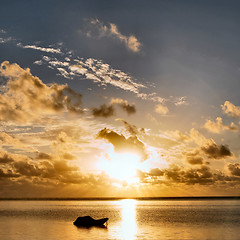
left=98, top=147, right=141, bottom=184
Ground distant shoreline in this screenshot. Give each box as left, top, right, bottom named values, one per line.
left=0, top=196, right=240, bottom=201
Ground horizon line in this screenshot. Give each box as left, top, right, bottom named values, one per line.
left=1, top=196, right=240, bottom=201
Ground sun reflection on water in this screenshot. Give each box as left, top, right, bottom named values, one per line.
left=120, top=199, right=137, bottom=240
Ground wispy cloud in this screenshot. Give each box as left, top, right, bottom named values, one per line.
left=37, top=55, right=173, bottom=104
left=0, top=37, right=13, bottom=44
left=17, top=43, right=62, bottom=54
left=0, top=30, right=13, bottom=44
left=84, top=18, right=141, bottom=52
left=0, top=32, right=187, bottom=107
left=42, top=56, right=146, bottom=94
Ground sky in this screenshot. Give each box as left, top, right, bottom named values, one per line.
left=1, top=0, right=240, bottom=198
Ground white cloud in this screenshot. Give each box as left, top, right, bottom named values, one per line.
left=33, top=60, right=43, bottom=65
left=0, top=37, right=13, bottom=44
left=17, top=43, right=62, bottom=54
left=174, top=96, right=188, bottom=106
left=38, top=54, right=171, bottom=104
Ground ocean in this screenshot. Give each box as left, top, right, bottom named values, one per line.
left=0, top=199, right=240, bottom=240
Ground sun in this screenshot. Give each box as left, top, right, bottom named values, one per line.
left=99, top=149, right=141, bottom=184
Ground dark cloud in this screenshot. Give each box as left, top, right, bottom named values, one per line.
left=121, top=102, right=136, bottom=114
left=92, top=99, right=136, bottom=118
left=164, top=166, right=184, bottom=183
left=149, top=168, right=164, bottom=176
left=0, top=151, right=104, bottom=186
left=92, top=104, right=115, bottom=118
left=187, top=157, right=204, bottom=165
left=120, top=119, right=138, bottom=136
left=138, top=165, right=228, bottom=186
left=0, top=168, right=19, bottom=178
left=97, top=128, right=148, bottom=160
left=62, top=153, right=76, bottom=160
left=228, top=163, right=240, bottom=176
left=111, top=98, right=136, bottom=115
left=201, top=143, right=232, bottom=159
left=185, top=151, right=204, bottom=165
left=183, top=166, right=213, bottom=184
left=0, top=153, right=14, bottom=164
left=13, top=161, right=42, bottom=177
left=36, top=152, right=52, bottom=160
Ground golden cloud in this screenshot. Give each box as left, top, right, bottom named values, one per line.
left=222, top=101, right=240, bottom=117
left=155, top=103, right=169, bottom=115
left=204, top=117, right=238, bottom=133
left=0, top=61, right=82, bottom=123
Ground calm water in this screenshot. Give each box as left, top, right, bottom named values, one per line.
left=0, top=199, right=240, bottom=240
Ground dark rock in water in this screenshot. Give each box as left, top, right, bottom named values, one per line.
left=73, top=216, right=109, bottom=227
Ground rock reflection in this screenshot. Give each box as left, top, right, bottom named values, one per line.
left=120, top=199, right=137, bottom=240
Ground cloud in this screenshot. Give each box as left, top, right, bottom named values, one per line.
left=174, top=96, right=188, bottom=106
left=222, top=101, right=240, bottom=117
left=0, top=153, right=15, bottom=164
left=92, top=104, right=115, bottom=118
left=0, top=149, right=105, bottom=187
left=0, top=168, right=20, bottom=178
left=33, top=60, right=43, bottom=65
left=17, top=43, right=62, bottom=54
left=0, top=132, right=22, bottom=146
left=65, top=58, right=145, bottom=94
left=228, top=163, right=240, bottom=176
left=174, top=128, right=233, bottom=160
left=204, top=117, right=238, bottom=133
left=92, top=98, right=136, bottom=118
left=188, top=128, right=224, bottom=148
left=0, top=61, right=83, bottom=122
left=38, top=55, right=170, bottom=104
left=97, top=128, right=148, bottom=161
left=119, top=119, right=139, bottom=136
left=111, top=98, right=136, bottom=114
left=201, top=143, right=232, bottom=159
left=85, top=18, right=141, bottom=52
left=36, top=152, right=52, bottom=160
left=185, top=150, right=204, bottom=165
left=155, top=103, right=169, bottom=115
left=139, top=165, right=216, bottom=185
left=13, top=160, right=42, bottom=177
left=109, top=23, right=141, bottom=52
left=148, top=168, right=164, bottom=176
left=0, top=37, right=13, bottom=44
